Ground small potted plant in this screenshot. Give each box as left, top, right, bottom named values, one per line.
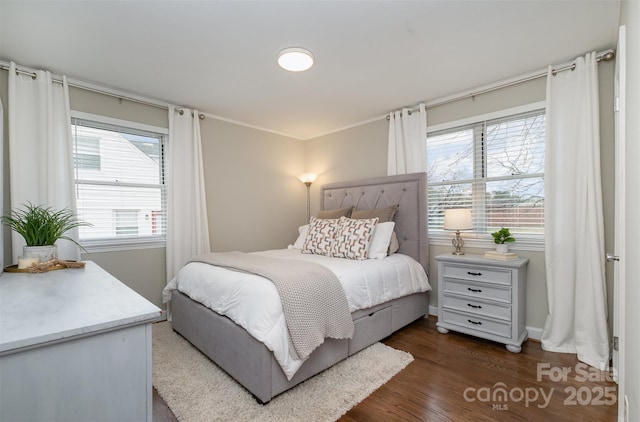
left=1, top=202, right=89, bottom=263
left=491, top=227, right=515, bottom=253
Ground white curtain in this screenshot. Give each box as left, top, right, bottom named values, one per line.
left=8, top=62, right=79, bottom=262
left=387, top=103, right=427, bottom=175
left=541, top=52, right=609, bottom=369
left=0, top=97, right=3, bottom=272
left=166, top=105, right=210, bottom=283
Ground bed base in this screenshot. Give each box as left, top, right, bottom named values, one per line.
left=171, top=290, right=427, bottom=403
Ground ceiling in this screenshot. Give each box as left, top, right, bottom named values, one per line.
left=0, top=0, right=621, bottom=140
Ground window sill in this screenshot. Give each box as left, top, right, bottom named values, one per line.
left=80, top=237, right=166, bottom=254
left=429, top=232, right=545, bottom=252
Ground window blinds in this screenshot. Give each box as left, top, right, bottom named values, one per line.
left=427, top=110, right=545, bottom=234
left=71, top=117, right=166, bottom=243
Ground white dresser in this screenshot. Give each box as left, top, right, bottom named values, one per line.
left=435, top=253, right=529, bottom=353
left=0, top=261, right=162, bottom=421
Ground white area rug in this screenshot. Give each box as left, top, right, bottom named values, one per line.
left=153, top=322, right=413, bottom=422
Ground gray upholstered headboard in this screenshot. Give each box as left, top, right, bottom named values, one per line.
left=321, top=172, right=428, bottom=274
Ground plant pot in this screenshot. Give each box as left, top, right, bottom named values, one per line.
left=23, top=245, right=58, bottom=263
left=496, top=244, right=509, bottom=254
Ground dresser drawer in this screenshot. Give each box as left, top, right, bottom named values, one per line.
left=441, top=264, right=511, bottom=286
left=442, top=278, right=511, bottom=304
left=442, top=309, right=511, bottom=338
left=442, top=294, right=511, bottom=321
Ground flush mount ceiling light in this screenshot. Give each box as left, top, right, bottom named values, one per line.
left=277, top=47, right=314, bottom=72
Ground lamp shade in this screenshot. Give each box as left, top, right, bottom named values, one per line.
left=299, top=173, right=317, bottom=184
left=444, top=208, right=472, bottom=230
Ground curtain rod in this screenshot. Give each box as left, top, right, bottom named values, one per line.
left=0, top=62, right=204, bottom=119
left=176, top=109, right=205, bottom=120
left=387, top=48, right=616, bottom=119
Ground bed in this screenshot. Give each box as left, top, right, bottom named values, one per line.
left=165, top=172, right=430, bottom=403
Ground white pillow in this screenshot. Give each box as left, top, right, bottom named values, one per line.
left=368, top=222, right=396, bottom=259
left=290, top=224, right=310, bottom=249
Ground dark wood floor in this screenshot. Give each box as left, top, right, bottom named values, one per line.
left=153, top=316, right=618, bottom=422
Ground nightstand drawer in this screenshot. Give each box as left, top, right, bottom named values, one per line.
left=442, top=309, right=511, bottom=338
left=441, top=264, right=511, bottom=286
left=442, top=278, right=511, bottom=303
left=442, top=294, right=511, bottom=321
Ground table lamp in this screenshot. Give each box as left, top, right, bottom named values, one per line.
left=444, top=208, right=472, bottom=255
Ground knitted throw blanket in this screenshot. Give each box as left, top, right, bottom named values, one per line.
left=189, top=252, right=354, bottom=360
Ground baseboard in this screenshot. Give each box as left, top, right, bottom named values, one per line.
left=526, top=325, right=543, bottom=341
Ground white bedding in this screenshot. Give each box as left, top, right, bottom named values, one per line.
left=163, top=248, right=431, bottom=379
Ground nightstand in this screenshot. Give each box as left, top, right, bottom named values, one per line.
left=435, top=253, right=529, bottom=353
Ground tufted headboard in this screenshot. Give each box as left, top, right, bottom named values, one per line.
left=321, top=172, right=428, bottom=274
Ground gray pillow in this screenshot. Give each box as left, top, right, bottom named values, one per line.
left=351, top=205, right=398, bottom=223
left=316, top=207, right=353, bottom=219
left=388, top=231, right=400, bottom=254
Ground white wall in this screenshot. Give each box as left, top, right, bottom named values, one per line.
left=619, top=1, right=640, bottom=419
left=0, top=88, right=3, bottom=272
left=1, top=71, right=9, bottom=271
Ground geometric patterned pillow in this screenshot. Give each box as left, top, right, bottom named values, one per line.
left=330, top=216, right=379, bottom=260
left=301, top=217, right=340, bottom=256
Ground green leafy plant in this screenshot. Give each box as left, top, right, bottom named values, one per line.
left=1, top=202, right=90, bottom=250
left=491, top=227, right=516, bottom=244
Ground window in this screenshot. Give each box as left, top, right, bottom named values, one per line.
left=71, top=115, right=167, bottom=250
left=74, top=137, right=101, bottom=170
left=114, top=209, right=140, bottom=237
left=427, top=108, right=545, bottom=242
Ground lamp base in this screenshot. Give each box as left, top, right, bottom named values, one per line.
left=451, top=231, right=465, bottom=255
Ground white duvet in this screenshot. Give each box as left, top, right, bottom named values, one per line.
left=163, top=248, right=431, bottom=379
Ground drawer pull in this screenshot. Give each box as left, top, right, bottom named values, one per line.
left=467, top=271, right=482, bottom=276
left=467, top=287, right=482, bottom=293
left=467, top=319, right=482, bottom=325
left=467, top=303, right=482, bottom=309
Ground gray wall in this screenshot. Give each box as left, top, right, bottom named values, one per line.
left=305, top=65, right=616, bottom=337
left=199, top=118, right=305, bottom=253
left=0, top=76, right=305, bottom=308
left=68, top=87, right=170, bottom=307
left=0, top=57, right=618, bottom=332
left=304, top=118, right=389, bottom=211
left=70, top=94, right=306, bottom=307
